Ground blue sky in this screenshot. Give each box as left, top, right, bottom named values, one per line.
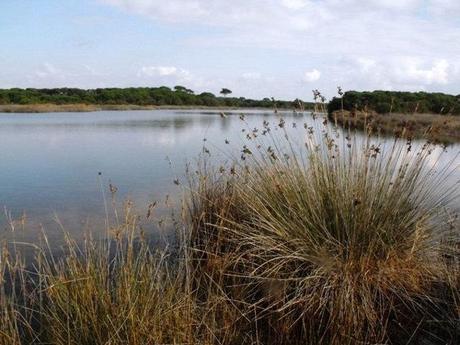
left=1, top=0, right=460, bottom=100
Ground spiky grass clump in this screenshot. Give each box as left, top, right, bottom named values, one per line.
left=1, top=211, right=194, bottom=345
left=39, top=239, right=192, bottom=344
left=0, top=200, right=249, bottom=345
left=188, top=113, right=460, bottom=344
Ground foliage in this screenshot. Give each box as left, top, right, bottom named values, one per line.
left=0, top=87, right=313, bottom=110
left=220, top=88, right=232, bottom=97
left=328, top=90, right=460, bottom=115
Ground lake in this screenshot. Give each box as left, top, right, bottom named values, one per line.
left=0, top=109, right=459, bottom=245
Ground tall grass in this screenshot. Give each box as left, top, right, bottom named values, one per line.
left=1, top=212, right=195, bottom=344
left=0, top=203, right=246, bottom=344
left=0, top=97, right=459, bottom=344
left=187, top=100, right=460, bottom=344
left=330, top=109, right=460, bottom=144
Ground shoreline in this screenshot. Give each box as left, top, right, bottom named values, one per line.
left=0, top=103, right=302, bottom=113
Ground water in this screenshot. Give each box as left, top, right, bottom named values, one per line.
left=0, top=109, right=295, bottom=243
left=0, top=109, right=459, bottom=244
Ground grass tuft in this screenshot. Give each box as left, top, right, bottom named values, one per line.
left=187, top=101, right=460, bottom=344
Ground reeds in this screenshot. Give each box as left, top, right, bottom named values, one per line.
left=187, top=100, right=460, bottom=344
left=0, top=202, right=246, bottom=344
left=1, top=211, right=197, bottom=344
left=330, top=109, right=460, bottom=144
left=0, top=97, right=459, bottom=344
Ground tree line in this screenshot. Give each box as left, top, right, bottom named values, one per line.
left=0, top=86, right=314, bottom=110
left=328, top=90, right=460, bottom=115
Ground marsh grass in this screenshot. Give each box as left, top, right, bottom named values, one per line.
left=187, top=98, right=460, bottom=344
left=331, top=109, right=460, bottom=144
left=0, top=201, right=248, bottom=344
left=2, top=212, right=195, bottom=345
left=1, top=95, right=459, bottom=344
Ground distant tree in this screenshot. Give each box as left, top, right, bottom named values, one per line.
left=174, top=85, right=194, bottom=94
left=327, top=90, right=460, bottom=116
left=198, top=92, right=218, bottom=106
left=0, top=86, right=318, bottom=111
left=220, top=88, right=232, bottom=97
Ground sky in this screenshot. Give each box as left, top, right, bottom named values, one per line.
left=1, top=0, right=460, bottom=100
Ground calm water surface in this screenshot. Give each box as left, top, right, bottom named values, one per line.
left=0, top=109, right=459, bottom=244
left=0, top=110, right=294, bottom=243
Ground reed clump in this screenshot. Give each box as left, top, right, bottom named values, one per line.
left=1, top=212, right=195, bottom=344
left=187, top=105, right=460, bottom=344
left=0, top=202, right=247, bottom=344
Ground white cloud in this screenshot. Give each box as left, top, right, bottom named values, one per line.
left=140, top=66, right=185, bottom=77
left=304, top=69, right=321, bottom=82
left=138, top=66, right=193, bottom=82
left=364, top=0, right=421, bottom=10
left=136, top=65, right=212, bottom=90
left=357, top=58, right=377, bottom=73
left=281, top=0, right=309, bottom=10
left=329, top=56, right=453, bottom=96
left=403, top=59, right=449, bottom=85
left=99, top=0, right=320, bottom=33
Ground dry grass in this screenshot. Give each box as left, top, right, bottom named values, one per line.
left=0, top=194, right=254, bottom=345
left=187, top=101, right=460, bottom=344
left=331, top=109, right=460, bottom=143
left=0, top=210, right=243, bottom=344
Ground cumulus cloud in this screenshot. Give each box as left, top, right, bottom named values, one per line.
left=139, top=66, right=189, bottom=78
left=136, top=65, right=212, bottom=90
left=356, top=58, right=377, bottom=73
left=331, top=56, right=454, bottom=95
left=304, top=69, right=321, bottom=82
left=403, top=59, right=449, bottom=85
